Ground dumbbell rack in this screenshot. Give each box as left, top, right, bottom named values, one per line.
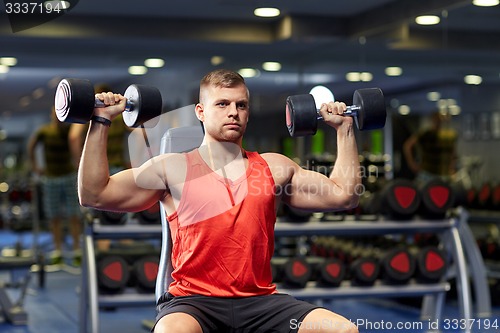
left=79, top=218, right=162, bottom=333
left=79, top=208, right=489, bottom=333
left=274, top=208, right=490, bottom=333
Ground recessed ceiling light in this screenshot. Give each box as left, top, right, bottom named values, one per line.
left=238, top=68, right=260, bottom=78
left=415, top=15, right=440, bottom=25
left=32, top=88, right=45, bottom=99
left=360, top=72, right=373, bottom=82
left=464, top=74, right=482, bottom=85
left=346, top=72, right=360, bottom=82
left=128, top=66, right=148, bottom=75
left=0, top=57, right=17, bottom=66
left=262, top=62, right=281, bottom=71
left=385, top=67, right=402, bottom=76
left=427, top=91, right=441, bottom=101
left=472, top=0, right=499, bottom=7
left=211, top=56, right=224, bottom=66
left=254, top=7, right=280, bottom=18
left=398, top=105, right=411, bottom=115
left=144, top=58, right=164, bottom=68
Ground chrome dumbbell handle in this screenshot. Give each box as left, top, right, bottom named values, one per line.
left=94, top=98, right=134, bottom=112
left=315, top=105, right=361, bottom=120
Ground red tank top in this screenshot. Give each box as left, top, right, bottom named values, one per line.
left=167, top=149, right=277, bottom=297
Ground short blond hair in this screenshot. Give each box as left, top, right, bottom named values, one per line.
left=199, top=69, right=247, bottom=102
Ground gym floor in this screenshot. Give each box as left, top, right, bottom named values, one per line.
left=1, top=230, right=499, bottom=333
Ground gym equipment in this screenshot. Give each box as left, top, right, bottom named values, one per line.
left=281, top=257, right=313, bottom=288
left=97, top=210, right=127, bottom=225
left=380, top=179, right=421, bottom=219
left=317, top=258, right=345, bottom=287
left=137, top=203, right=161, bottom=225
left=349, top=256, right=379, bottom=286
left=415, top=246, right=448, bottom=283
left=55, top=78, right=162, bottom=128
left=96, top=255, right=130, bottom=294
left=419, top=179, right=455, bottom=219
left=380, top=247, right=416, bottom=284
left=133, top=255, right=159, bottom=292
left=0, top=258, right=33, bottom=325
left=285, top=88, right=386, bottom=137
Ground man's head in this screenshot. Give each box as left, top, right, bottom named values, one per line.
left=196, top=69, right=250, bottom=144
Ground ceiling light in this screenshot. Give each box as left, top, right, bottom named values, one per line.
left=211, top=56, right=224, bottom=66
left=19, top=96, right=31, bottom=107
left=385, top=67, right=402, bottom=76
left=254, top=7, right=280, bottom=18
left=464, top=74, right=482, bottom=85
left=0, top=65, right=9, bottom=74
left=360, top=72, right=373, bottom=82
left=238, top=68, right=260, bottom=78
left=427, top=91, right=441, bottom=101
left=0, top=57, right=17, bottom=66
left=128, top=66, right=148, bottom=75
left=32, top=88, right=45, bottom=99
left=346, top=72, right=360, bottom=82
left=262, top=62, right=281, bottom=71
left=144, top=58, right=164, bottom=68
left=472, top=0, right=499, bottom=7
left=309, top=86, right=334, bottom=109
left=449, top=105, right=462, bottom=116
left=415, top=15, right=440, bottom=25
left=398, top=105, right=411, bottom=115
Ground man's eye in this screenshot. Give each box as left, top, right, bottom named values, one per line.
left=217, top=102, right=227, bottom=107
left=237, top=103, right=247, bottom=109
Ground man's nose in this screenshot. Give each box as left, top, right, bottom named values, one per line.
left=228, top=103, right=238, bottom=116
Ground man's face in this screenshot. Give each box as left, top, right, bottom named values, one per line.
left=197, top=84, right=249, bottom=143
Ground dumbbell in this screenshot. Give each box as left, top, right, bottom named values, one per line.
left=418, top=178, right=455, bottom=219
left=54, top=78, right=162, bottom=128
left=285, top=88, right=387, bottom=137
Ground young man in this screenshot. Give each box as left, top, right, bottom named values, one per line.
left=78, top=69, right=361, bottom=333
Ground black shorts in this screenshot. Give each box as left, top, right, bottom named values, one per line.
left=154, top=293, right=321, bottom=333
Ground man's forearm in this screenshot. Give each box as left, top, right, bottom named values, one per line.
left=78, top=121, right=111, bottom=207
left=329, top=124, right=361, bottom=205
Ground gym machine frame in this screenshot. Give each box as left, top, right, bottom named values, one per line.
left=79, top=218, right=162, bottom=333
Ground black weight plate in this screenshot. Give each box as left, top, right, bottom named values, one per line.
left=123, top=84, right=162, bottom=128
left=353, top=88, right=387, bottom=131
left=350, top=257, right=379, bottom=286
left=286, top=94, right=317, bottom=137
left=383, top=179, right=421, bottom=219
left=381, top=248, right=415, bottom=284
left=318, top=258, right=345, bottom=287
left=98, top=210, right=127, bottom=225
left=55, top=78, right=95, bottom=124
left=97, top=255, right=130, bottom=293
left=282, top=257, right=312, bottom=288
left=133, top=255, right=159, bottom=291
left=416, top=246, right=447, bottom=283
left=419, top=179, right=455, bottom=218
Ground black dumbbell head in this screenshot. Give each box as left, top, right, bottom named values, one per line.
left=55, top=78, right=96, bottom=124
left=123, top=84, right=162, bottom=128
left=353, top=88, right=386, bottom=131
left=286, top=94, right=317, bottom=137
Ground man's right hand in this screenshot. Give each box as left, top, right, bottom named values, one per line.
left=94, top=92, right=127, bottom=121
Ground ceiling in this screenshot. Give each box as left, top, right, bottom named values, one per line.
left=1, top=0, right=500, bottom=120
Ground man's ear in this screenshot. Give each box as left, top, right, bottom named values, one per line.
left=195, top=103, right=204, bottom=122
